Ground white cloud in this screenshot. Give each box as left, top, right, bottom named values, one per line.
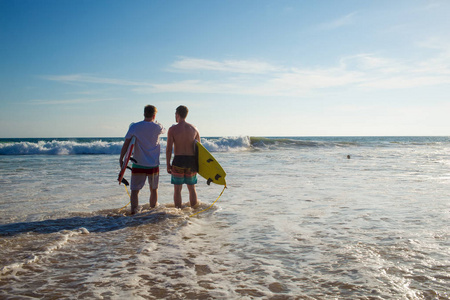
left=41, top=74, right=145, bottom=86
left=339, top=47, right=450, bottom=89
left=30, top=98, right=119, bottom=105
left=414, top=38, right=450, bottom=75
left=41, top=44, right=450, bottom=97
left=170, top=57, right=283, bottom=74
left=133, top=80, right=235, bottom=94
left=316, top=12, right=357, bottom=30
left=340, top=54, right=401, bottom=73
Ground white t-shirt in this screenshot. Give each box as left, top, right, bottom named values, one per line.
left=125, top=120, right=166, bottom=167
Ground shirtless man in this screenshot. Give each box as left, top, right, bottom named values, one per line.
left=166, top=105, right=200, bottom=208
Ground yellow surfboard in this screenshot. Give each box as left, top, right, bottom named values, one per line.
left=196, top=141, right=226, bottom=186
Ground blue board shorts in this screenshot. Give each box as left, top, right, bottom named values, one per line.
left=171, top=155, right=197, bottom=185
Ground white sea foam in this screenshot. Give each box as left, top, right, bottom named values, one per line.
left=0, top=228, right=89, bottom=275
left=0, top=137, right=252, bottom=155
left=2, top=136, right=448, bottom=155
left=0, top=140, right=123, bottom=155
left=200, top=136, right=251, bottom=152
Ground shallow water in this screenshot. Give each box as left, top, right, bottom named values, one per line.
left=0, top=137, right=449, bottom=299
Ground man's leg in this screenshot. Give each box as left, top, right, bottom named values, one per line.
left=149, top=172, right=159, bottom=208
left=131, top=190, right=139, bottom=214
left=150, top=188, right=158, bottom=208
left=130, top=173, right=146, bottom=215
left=187, top=184, right=198, bottom=208
left=174, top=185, right=183, bottom=208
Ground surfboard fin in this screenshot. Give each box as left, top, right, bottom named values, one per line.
left=130, top=157, right=137, bottom=163
left=206, top=174, right=222, bottom=185
left=121, top=178, right=130, bottom=186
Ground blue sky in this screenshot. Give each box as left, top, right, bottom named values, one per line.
left=1, top=0, right=449, bottom=137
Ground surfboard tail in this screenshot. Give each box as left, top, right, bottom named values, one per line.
left=196, top=141, right=227, bottom=186
left=118, top=136, right=136, bottom=186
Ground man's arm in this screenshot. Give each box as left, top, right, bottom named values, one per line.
left=166, top=127, right=174, bottom=174
left=119, top=138, right=131, bottom=167
left=195, top=130, right=201, bottom=144
left=155, top=120, right=166, bottom=134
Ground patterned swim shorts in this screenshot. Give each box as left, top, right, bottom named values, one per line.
left=171, top=155, right=197, bottom=185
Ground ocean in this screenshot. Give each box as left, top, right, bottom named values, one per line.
left=0, top=136, right=448, bottom=299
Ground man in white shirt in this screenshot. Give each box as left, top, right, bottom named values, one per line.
left=120, top=105, right=166, bottom=214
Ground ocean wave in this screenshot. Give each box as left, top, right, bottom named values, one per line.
left=0, top=140, right=124, bottom=155
left=248, top=136, right=450, bottom=148
left=1, top=136, right=448, bottom=155
left=200, top=136, right=251, bottom=152
left=0, top=137, right=252, bottom=155
left=249, top=137, right=358, bottom=148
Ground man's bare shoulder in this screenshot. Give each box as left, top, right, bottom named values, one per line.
left=185, top=122, right=197, bottom=130
left=168, top=123, right=182, bottom=133
left=171, top=122, right=197, bottom=131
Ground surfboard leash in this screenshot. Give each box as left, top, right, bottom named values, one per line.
left=118, top=184, right=131, bottom=212
left=189, top=185, right=227, bottom=218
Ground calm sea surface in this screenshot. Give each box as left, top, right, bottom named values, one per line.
left=0, top=136, right=449, bottom=299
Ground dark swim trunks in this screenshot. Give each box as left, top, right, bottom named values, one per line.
left=171, top=155, right=197, bottom=185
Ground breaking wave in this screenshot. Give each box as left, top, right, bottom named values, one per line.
left=0, top=137, right=252, bottom=155
left=0, top=139, right=124, bottom=155
left=1, top=136, right=448, bottom=155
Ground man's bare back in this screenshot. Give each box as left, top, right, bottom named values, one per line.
left=168, top=121, right=200, bottom=156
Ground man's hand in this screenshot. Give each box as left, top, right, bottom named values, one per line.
left=167, top=165, right=172, bottom=174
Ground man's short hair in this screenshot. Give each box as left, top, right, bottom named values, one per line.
left=176, top=105, right=189, bottom=119
left=144, top=105, right=157, bottom=118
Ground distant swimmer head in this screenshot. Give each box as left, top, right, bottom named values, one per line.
left=347, top=155, right=351, bottom=159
